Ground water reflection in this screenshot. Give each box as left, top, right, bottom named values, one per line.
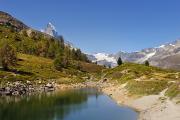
left=0, top=88, right=137, bottom=120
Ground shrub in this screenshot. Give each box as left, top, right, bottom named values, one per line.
left=53, top=55, right=69, bottom=71
left=145, top=60, right=150, bottom=66
left=0, top=43, right=17, bottom=70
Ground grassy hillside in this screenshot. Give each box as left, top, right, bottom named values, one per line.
left=0, top=11, right=104, bottom=86
left=103, top=63, right=180, bottom=97
left=0, top=53, right=104, bottom=86
left=0, top=24, right=89, bottom=62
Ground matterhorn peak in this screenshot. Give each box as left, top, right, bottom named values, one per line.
left=42, top=22, right=58, bottom=37
left=47, top=22, right=56, bottom=31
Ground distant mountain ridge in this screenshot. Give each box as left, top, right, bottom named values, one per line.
left=88, top=40, right=180, bottom=70
left=87, top=53, right=117, bottom=67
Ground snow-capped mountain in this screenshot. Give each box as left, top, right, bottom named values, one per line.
left=147, top=40, right=180, bottom=70
left=87, top=53, right=116, bottom=68
left=41, top=22, right=58, bottom=37
left=41, top=22, right=74, bottom=48
left=87, top=53, right=117, bottom=67
left=115, top=48, right=157, bottom=64
left=41, top=22, right=180, bottom=70
left=117, top=39, right=180, bottom=70
left=89, top=40, right=180, bottom=70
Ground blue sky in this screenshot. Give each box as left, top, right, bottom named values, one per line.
left=1, top=0, right=180, bottom=53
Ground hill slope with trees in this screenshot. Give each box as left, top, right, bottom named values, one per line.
left=0, top=11, right=104, bottom=87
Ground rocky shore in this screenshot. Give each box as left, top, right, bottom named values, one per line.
left=0, top=80, right=90, bottom=96
left=0, top=81, right=56, bottom=96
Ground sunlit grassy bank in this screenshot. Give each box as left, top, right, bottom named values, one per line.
left=0, top=53, right=104, bottom=85
left=102, top=63, right=180, bottom=98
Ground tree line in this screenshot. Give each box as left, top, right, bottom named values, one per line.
left=0, top=26, right=89, bottom=70
left=117, top=57, right=150, bottom=66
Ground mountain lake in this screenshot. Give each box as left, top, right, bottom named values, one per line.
left=0, top=88, right=138, bottom=120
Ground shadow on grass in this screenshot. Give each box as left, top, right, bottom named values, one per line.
left=0, top=68, right=33, bottom=76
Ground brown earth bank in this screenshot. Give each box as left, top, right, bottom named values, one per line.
left=97, top=81, right=180, bottom=120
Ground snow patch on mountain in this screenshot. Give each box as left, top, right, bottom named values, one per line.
left=158, top=45, right=165, bottom=48
left=169, top=44, right=175, bottom=47
left=92, top=53, right=117, bottom=63
left=136, top=51, right=156, bottom=63
left=48, top=22, right=56, bottom=31
left=43, top=22, right=58, bottom=37
left=87, top=53, right=117, bottom=67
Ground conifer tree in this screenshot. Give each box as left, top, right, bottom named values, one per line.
left=117, top=57, right=123, bottom=66
left=0, top=43, right=17, bottom=70
left=145, top=60, right=150, bottom=66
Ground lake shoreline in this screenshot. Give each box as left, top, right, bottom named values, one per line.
left=57, top=81, right=180, bottom=120
left=53, top=81, right=180, bottom=120
left=1, top=80, right=179, bottom=120
left=99, top=82, right=180, bottom=120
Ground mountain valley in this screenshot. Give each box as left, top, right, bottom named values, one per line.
left=0, top=10, right=179, bottom=120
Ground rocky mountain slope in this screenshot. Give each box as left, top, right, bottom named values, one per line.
left=0, top=11, right=28, bottom=31
left=117, top=40, right=180, bottom=70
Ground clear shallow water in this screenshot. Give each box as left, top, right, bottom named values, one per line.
left=0, top=88, right=138, bottom=120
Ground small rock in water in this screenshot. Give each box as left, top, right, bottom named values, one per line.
left=12, top=91, right=19, bottom=96
left=5, top=87, right=11, bottom=91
